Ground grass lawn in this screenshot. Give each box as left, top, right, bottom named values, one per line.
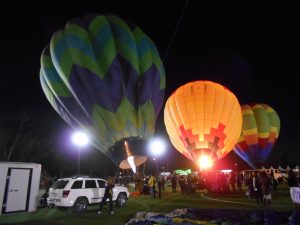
left=0, top=186, right=294, bottom=225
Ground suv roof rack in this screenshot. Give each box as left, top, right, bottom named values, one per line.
left=70, top=174, right=90, bottom=179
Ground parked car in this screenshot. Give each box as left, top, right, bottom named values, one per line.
left=47, top=176, right=129, bottom=213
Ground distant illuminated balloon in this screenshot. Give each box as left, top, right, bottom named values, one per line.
left=40, top=13, right=165, bottom=172
left=233, top=103, right=280, bottom=168
left=164, top=81, right=242, bottom=169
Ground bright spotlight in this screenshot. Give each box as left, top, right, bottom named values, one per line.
left=71, top=131, right=89, bottom=175
left=72, top=131, right=89, bottom=147
left=198, top=155, right=213, bottom=169
left=148, top=137, right=167, bottom=156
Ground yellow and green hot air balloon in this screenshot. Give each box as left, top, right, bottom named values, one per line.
left=233, top=103, right=280, bottom=168
left=164, top=81, right=242, bottom=169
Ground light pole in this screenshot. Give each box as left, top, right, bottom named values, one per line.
left=72, top=131, right=89, bottom=176
left=148, top=137, right=167, bottom=175
left=235, top=163, right=238, bottom=174
left=153, top=157, right=158, bottom=175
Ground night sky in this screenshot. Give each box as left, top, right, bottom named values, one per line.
left=0, top=2, right=299, bottom=174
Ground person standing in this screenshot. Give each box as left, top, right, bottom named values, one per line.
left=288, top=169, right=300, bottom=210
left=253, top=172, right=263, bottom=205
left=161, top=176, right=166, bottom=191
left=229, top=172, right=236, bottom=193
left=142, top=176, right=149, bottom=194
left=237, top=173, right=242, bottom=193
left=272, top=176, right=278, bottom=193
left=97, top=176, right=115, bottom=215
left=157, top=175, right=162, bottom=198
left=178, top=175, right=187, bottom=196
left=148, top=174, right=156, bottom=199
left=259, top=171, right=272, bottom=207
left=171, top=174, right=177, bottom=192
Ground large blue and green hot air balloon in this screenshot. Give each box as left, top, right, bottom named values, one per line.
left=40, top=14, right=165, bottom=171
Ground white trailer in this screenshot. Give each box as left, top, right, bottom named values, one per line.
left=0, top=162, right=41, bottom=214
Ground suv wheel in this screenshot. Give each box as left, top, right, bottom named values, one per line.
left=116, top=193, right=127, bottom=207
left=72, top=197, right=88, bottom=213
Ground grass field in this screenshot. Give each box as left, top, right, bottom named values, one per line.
left=0, top=186, right=295, bottom=225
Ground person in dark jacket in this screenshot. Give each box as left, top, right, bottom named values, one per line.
left=259, top=171, right=272, bottom=207
left=157, top=175, right=162, bottom=198
left=171, top=174, right=177, bottom=192
left=97, top=176, right=115, bottom=214
left=253, top=172, right=263, bottom=205
left=287, top=169, right=300, bottom=210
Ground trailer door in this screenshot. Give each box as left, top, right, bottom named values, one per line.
left=2, top=168, right=32, bottom=213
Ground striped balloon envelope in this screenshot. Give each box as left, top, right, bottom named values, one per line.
left=164, top=81, right=242, bottom=169
left=40, top=14, right=165, bottom=171
left=233, top=103, right=280, bottom=168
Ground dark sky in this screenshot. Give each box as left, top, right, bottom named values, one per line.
left=0, top=2, right=299, bottom=172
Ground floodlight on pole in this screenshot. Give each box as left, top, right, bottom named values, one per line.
left=148, top=137, right=167, bottom=157
left=72, top=131, right=89, bottom=176
left=72, top=132, right=89, bottom=146
left=148, top=137, right=167, bottom=174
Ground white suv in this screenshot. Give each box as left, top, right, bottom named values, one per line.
left=47, top=176, right=129, bottom=213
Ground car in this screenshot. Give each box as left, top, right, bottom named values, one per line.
left=47, top=176, right=129, bottom=213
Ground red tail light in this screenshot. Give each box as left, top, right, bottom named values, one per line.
left=63, top=190, right=70, bottom=197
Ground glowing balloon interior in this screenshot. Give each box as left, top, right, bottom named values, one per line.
left=198, top=155, right=213, bottom=170
left=164, top=81, right=242, bottom=169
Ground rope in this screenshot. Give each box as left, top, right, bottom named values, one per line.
left=163, top=0, right=190, bottom=62
left=201, top=193, right=293, bottom=208
left=130, top=198, right=150, bottom=211
left=201, top=193, right=256, bottom=206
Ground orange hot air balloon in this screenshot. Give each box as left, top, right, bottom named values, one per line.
left=164, top=81, right=242, bottom=169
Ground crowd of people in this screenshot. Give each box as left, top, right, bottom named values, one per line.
left=243, top=171, right=275, bottom=207
left=134, top=169, right=298, bottom=209
left=38, top=167, right=300, bottom=212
